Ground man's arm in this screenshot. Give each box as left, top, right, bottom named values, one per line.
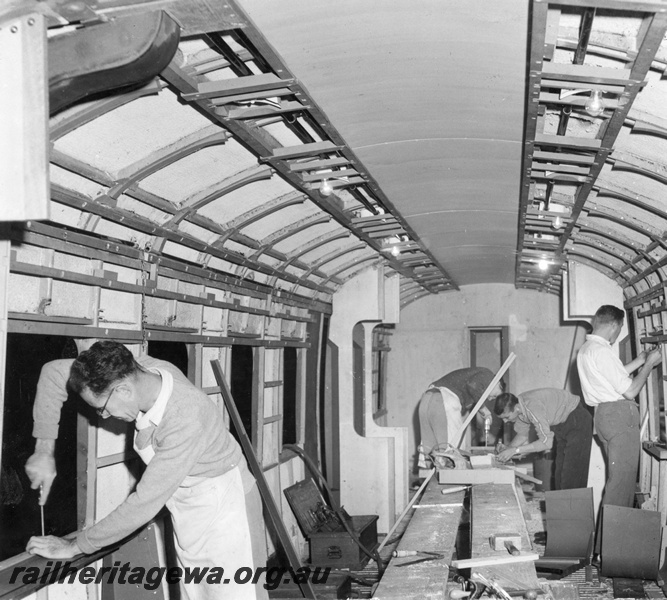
left=622, top=348, right=662, bottom=400
left=25, top=359, right=75, bottom=504
left=625, top=350, right=647, bottom=374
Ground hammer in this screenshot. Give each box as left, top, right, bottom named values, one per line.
left=489, top=532, right=522, bottom=556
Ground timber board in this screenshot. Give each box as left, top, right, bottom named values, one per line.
left=471, top=483, right=539, bottom=592
left=371, top=478, right=464, bottom=599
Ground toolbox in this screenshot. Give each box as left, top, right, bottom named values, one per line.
left=284, top=479, right=378, bottom=569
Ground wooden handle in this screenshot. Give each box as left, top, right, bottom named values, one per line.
left=504, top=540, right=521, bottom=556
left=453, top=353, right=517, bottom=448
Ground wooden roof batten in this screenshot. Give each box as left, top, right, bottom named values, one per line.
left=515, top=0, right=667, bottom=293
left=163, top=2, right=458, bottom=294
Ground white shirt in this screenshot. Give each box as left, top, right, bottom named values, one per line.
left=134, top=368, right=173, bottom=464
left=577, top=334, right=632, bottom=406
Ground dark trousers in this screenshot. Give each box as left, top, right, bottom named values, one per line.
left=552, top=401, right=593, bottom=490
left=595, top=400, right=640, bottom=508
left=593, top=400, right=641, bottom=554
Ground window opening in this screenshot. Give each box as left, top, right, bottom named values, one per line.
left=282, top=347, right=298, bottom=446
left=1, top=334, right=78, bottom=561
left=230, top=345, right=253, bottom=442
left=146, top=341, right=189, bottom=377
left=372, top=326, right=392, bottom=418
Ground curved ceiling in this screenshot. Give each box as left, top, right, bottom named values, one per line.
left=22, top=0, right=667, bottom=307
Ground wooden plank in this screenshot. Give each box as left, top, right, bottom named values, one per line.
left=471, top=484, right=539, bottom=591
left=438, top=468, right=516, bottom=485
left=182, top=73, right=294, bottom=100
left=541, top=62, right=631, bottom=84
left=211, top=359, right=316, bottom=599
left=535, top=133, right=602, bottom=150
left=377, top=469, right=435, bottom=554
left=451, top=554, right=539, bottom=569
left=372, top=478, right=465, bottom=600
left=0, top=11, right=49, bottom=222
left=453, top=352, right=516, bottom=448
left=272, top=141, right=342, bottom=160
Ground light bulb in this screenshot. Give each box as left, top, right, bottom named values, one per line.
left=391, top=245, right=401, bottom=257
left=584, top=90, right=605, bottom=117
left=538, top=259, right=549, bottom=271
left=319, top=179, right=333, bottom=196
left=552, top=216, right=563, bottom=230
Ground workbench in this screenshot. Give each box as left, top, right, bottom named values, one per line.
left=372, top=477, right=539, bottom=599
left=372, top=478, right=465, bottom=599
left=469, top=483, right=540, bottom=591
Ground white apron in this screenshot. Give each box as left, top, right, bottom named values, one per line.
left=418, top=385, right=471, bottom=468
left=134, top=369, right=257, bottom=600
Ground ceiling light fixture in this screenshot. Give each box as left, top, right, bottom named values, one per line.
left=584, top=89, right=606, bottom=117
left=391, top=245, right=401, bottom=257
left=560, top=88, right=607, bottom=118
left=319, top=179, right=334, bottom=196
left=552, top=216, right=563, bottom=230
left=538, top=259, right=549, bottom=271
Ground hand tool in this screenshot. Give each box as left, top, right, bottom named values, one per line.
left=441, top=484, right=468, bottom=495
left=39, top=484, right=45, bottom=536
left=489, top=532, right=522, bottom=556
left=393, top=549, right=445, bottom=567
left=470, top=572, right=513, bottom=600
left=393, top=550, right=442, bottom=557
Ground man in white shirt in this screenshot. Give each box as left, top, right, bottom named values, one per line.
left=577, top=305, right=661, bottom=511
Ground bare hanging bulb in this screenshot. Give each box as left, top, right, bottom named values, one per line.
left=319, top=179, right=334, bottom=196
left=584, top=90, right=605, bottom=117
left=552, top=216, right=563, bottom=230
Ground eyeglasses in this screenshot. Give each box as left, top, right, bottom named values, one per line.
left=96, top=387, right=116, bottom=418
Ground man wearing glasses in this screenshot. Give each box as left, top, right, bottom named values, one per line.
left=24, top=340, right=267, bottom=600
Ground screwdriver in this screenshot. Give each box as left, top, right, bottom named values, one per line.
left=39, top=484, right=45, bottom=536
left=393, top=550, right=442, bottom=557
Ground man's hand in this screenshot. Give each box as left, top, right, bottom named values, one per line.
left=646, top=347, right=662, bottom=368
left=496, top=447, right=519, bottom=463
left=25, top=440, right=57, bottom=505
left=26, top=536, right=80, bottom=559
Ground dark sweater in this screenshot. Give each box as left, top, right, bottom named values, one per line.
left=430, top=367, right=495, bottom=413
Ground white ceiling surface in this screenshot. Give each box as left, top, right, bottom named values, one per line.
left=238, top=0, right=529, bottom=284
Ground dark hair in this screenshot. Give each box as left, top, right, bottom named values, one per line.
left=593, top=305, right=624, bottom=327
left=493, top=392, right=519, bottom=416
left=68, top=341, right=140, bottom=395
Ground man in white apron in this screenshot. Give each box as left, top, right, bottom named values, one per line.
left=417, top=367, right=503, bottom=468
left=25, top=341, right=268, bottom=600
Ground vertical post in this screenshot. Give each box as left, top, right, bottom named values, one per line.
left=0, top=234, right=9, bottom=474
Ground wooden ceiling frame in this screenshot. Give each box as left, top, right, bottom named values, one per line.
left=279, top=230, right=352, bottom=270
left=50, top=143, right=339, bottom=285
left=325, top=256, right=383, bottom=286
left=516, top=0, right=667, bottom=293
left=250, top=214, right=332, bottom=260
left=108, top=126, right=232, bottom=198
left=50, top=78, right=166, bottom=140
left=50, top=183, right=337, bottom=296
left=162, top=0, right=456, bottom=294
